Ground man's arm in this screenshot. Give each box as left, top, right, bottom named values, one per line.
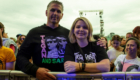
left=16, top=29, right=39, bottom=77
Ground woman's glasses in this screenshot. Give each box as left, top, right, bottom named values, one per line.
left=21, top=38, right=25, bottom=40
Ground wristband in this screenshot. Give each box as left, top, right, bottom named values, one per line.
left=82, top=63, right=85, bottom=71
left=79, top=63, right=81, bottom=70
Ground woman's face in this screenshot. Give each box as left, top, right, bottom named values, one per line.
left=74, top=20, right=89, bottom=40
left=112, top=40, right=120, bottom=48
left=125, top=40, right=137, bottom=54
left=121, top=38, right=126, bottom=45
left=101, top=37, right=107, bottom=44
left=20, top=36, right=25, bottom=43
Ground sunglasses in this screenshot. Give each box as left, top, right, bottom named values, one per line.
left=21, top=38, right=25, bottom=40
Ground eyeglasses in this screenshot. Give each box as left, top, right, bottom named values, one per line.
left=46, top=40, right=57, bottom=44
left=21, top=38, right=25, bottom=40
left=59, top=40, right=67, bottom=42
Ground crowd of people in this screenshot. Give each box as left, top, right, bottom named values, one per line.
left=0, top=0, right=140, bottom=80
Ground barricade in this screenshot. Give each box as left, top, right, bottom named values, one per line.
left=0, top=70, right=11, bottom=80
left=10, top=70, right=31, bottom=80
left=126, top=72, right=140, bottom=80
left=0, top=70, right=140, bottom=80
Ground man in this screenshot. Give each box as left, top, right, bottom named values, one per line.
left=16, top=1, right=106, bottom=80
left=0, top=22, right=18, bottom=56
left=126, top=32, right=133, bottom=41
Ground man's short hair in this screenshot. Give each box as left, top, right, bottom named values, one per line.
left=47, top=0, right=63, bottom=11
left=126, top=32, right=133, bottom=37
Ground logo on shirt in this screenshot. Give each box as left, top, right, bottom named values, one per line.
left=74, top=52, right=96, bottom=63
left=40, top=35, right=67, bottom=64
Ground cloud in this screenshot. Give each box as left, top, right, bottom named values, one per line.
left=0, top=0, right=140, bottom=39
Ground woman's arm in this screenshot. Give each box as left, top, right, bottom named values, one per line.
left=84, top=59, right=110, bottom=72
left=6, top=62, right=15, bottom=70
left=64, top=61, right=80, bottom=73
left=64, top=59, right=110, bottom=73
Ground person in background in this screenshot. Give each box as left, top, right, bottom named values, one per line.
left=17, top=35, right=26, bottom=50
left=107, top=35, right=124, bottom=71
left=16, top=34, right=22, bottom=47
left=114, top=37, right=140, bottom=72
left=120, top=36, right=126, bottom=47
left=0, top=27, right=16, bottom=70
left=101, top=37, right=108, bottom=51
left=93, top=35, right=100, bottom=41
left=0, top=22, right=18, bottom=56
left=126, top=32, right=133, bottom=41
left=64, top=17, right=110, bottom=73
left=133, top=26, right=140, bottom=41
left=132, top=26, right=140, bottom=58
left=10, top=37, right=16, bottom=43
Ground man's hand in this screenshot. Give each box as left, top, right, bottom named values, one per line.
left=36, top=68, right=56, bottom=80
left=97, top=39, right=106, bottom=48
left=64, top=61, right=80, bottom=73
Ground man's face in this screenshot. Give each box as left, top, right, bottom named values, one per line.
left=46, top=3, right=63, bottom=24
left=126, top=34, right=132, bottom=41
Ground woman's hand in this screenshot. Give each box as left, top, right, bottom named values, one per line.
left=64, top=61, right=81, bottom=73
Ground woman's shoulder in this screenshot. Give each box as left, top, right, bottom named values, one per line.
left=117, top=54, right=126, bottom=60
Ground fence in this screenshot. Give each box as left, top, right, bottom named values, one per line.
left=0, top=70, right=140, bottom=80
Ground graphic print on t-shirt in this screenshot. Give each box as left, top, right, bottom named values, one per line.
left=85, top=52, right=96, bottom=63
left=74, top=52, right=96, bottom=63
left=116, top=61, right=139, bottom=72
left=40, top=35, right=67, bottom=64
left=74, top=52, right=84, bottom=62
left=45, top=36, right=67, bottom=58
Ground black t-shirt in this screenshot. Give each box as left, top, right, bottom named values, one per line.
left=64, top=42, right=109, bottom=63
left=16, top=24, right=70, bottom=77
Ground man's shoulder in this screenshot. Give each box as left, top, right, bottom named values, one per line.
left=30, top=24, right=45, bottom=32
left=59, top=25, right=70, bottom=31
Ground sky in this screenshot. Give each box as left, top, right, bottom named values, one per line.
left=0, top=0, right=140, bottom=39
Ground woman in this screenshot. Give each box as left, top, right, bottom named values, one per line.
left=114, top=37, right=140, bottom=72
left=132, top=26, right=140, bottom=58
left=17, top=35, right=26, bottom=49
left=120, top=37, right=126, bottom=47
left=107, top=35, right=124, bottom=71
left=0, top=29, right=16, bottom=70
left=133, top=26, right=140, bottom=41
left=101, top=37, right=108, bottom=51
left=64, top=17, right=110, bottom=73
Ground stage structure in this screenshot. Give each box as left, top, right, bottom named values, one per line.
left=79, top=10, right=104, bottom=37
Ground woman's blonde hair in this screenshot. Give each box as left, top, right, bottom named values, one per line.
left=69, top=17, right=95, bottom=43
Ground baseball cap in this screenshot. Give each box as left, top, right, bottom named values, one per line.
left=16, top=34, right=22, bottom=38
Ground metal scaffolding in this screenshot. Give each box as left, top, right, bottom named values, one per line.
left=79, top=10, right=104, bottom=37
